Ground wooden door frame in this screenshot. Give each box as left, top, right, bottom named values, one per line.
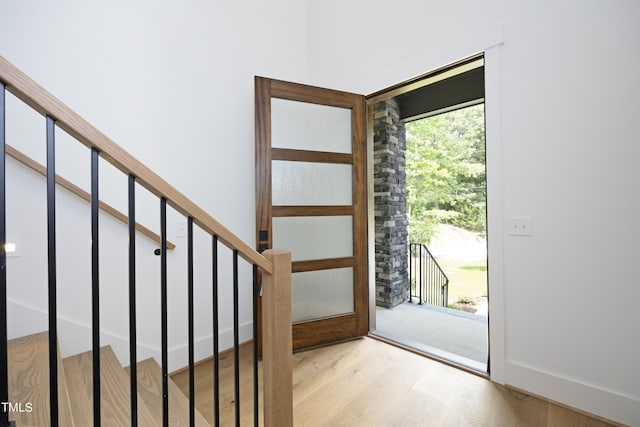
left=255, top=76, right=368, bottom=351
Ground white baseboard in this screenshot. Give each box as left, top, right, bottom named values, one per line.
left=506, top=361, right=640, bottom=426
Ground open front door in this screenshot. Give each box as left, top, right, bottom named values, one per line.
left=255, top=77, right=368, bottom=350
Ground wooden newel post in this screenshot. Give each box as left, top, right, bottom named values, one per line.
left=261, top=249, right=293, bottom=427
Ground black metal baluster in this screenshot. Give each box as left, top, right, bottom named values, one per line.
left=160, top=198, right=168, bottom=427
left=444, top=279, right=448, bottom=307
left=428, top=254, right=432, bottom=304
left=422, top=248, right=431, bottom=303
left=233, top=250, right=240, bottom=427
left=187, top=217, right=195, bottom=427
left=442, top=279, right=446, bottom=306
left=436, top=259, right=439, bottom=304
left=418, top=246, right=423, bottom=304
left=413, top=244, right=416, bottom=301
left=128, top=175, right=138, bottom=427
left=417, top=246, right=421, bottom=303
left=0, top=83, right=10, bottom=427
left=437, top=256, right=441, bottom=304
left=212, top=236, right=220, bottom=427
left=411, top=243, right=415, bottom=301
left=425, top=251, right=429, bottom=304
left=408, top=244, right=413, bottom=302
left=414, top=244, right=417, bottom=302
left=430, top=255, right=434, bottom=304
left=423, top=247, right=426, bottom=303
left=91, top=148, right=101, bottom=427
left=428, top=248, right=432, bottom=304
left=46, top=116, right=59, bottom=426
left=429, top=249, right=432, bottom=303
left=437, top=264, right=440, bottom=306
left=252, top=264, right=259, bottom=427
left=422, top=252, right=431, bottom=303
left=410, top=244, right=413, bottom=301
left=431, top=251, right=435, bottom=304
left=411, top=244, right=414, bottom=301
left=424, top=247, right=428, bottom=304
left=425, top=249, right=429, bottom=303
left=436, top=271, right=439, bottom=306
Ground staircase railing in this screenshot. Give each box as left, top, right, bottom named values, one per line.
left=408, top=242, right=449, bottom=307
left=4, top=143, right=176, bottom=250
left=0, top=55, right=293, bottom=427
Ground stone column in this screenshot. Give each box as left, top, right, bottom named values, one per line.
left=373, top=99, right=408, bottom=308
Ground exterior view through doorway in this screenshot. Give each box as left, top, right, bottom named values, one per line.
left=368, top=56, right=489, bottom=373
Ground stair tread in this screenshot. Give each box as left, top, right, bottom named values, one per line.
left=63, top=345, right=156, bottom=427
left=128, top=358, right=210, bottom=427
left=8, top=331, right=75, bottom=427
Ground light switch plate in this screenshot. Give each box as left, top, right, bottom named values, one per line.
left=508, top=217, right=532, bottom=236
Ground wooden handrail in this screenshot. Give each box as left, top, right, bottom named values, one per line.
left=0, top=55, right=271, bottom=273
left=5, top=144, right=176, bottom=250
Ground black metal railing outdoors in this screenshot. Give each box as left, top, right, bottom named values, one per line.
left=0, top=55, right=293, bottom=427
left=408, top=242, right=449, bottom=307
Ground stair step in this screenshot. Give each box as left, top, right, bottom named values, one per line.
left=128, top=358, right=210, bottom=427
left=7, top=331, right=75, bottom=427
left=63, top=345, right=156, bottom=426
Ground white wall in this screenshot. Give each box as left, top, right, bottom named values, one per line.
left=307, top=0, right=640, bottom=424
left=0, top=0, right=309, bottom=371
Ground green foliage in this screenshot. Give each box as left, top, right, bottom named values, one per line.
left=459, top=265, right=487, bottom=272
left=406, top=104, right=486, bottom=243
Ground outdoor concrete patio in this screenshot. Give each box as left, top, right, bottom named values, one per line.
left=372, top=302, right=488, bottom=372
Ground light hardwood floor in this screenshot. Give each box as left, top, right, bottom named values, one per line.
left=172, top=337, right=619, bottom=426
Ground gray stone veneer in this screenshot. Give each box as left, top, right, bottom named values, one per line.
left=373, top=99, right=408, bottom=308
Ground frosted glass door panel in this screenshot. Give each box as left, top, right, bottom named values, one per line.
left=272, top=216, right=353, bottom=261
left=272, top=161, right=352, bottom=206
left=292, top=268, right=354, bottom=323
left=271, top=98, right=352, bottom=153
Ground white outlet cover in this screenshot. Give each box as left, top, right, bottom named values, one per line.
left=507, top=217, right=532, bottom=236
left=176, top=221, right=187, bottom=238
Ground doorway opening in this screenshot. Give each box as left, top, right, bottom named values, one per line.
left=369, top=56, right=489, bottom=373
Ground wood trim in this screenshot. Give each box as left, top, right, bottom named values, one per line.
left=255, top=76, right=273, bottom=252
left=271, top=148, right=352, bottom=164
left=351, top=94, right=369, bottom=336
left=255, top=76, right=273, bottom=358
left=0, top=55, right=269, bottom=272
left=292, top=315, right=358, bottom=349
left=272, top=205, right=353, bottom=217
left=6, top=144, right=176, bottom=250
left=268, top=78, right=360, bottom=109
left=366, top=102, right=377, bottom=332
left=292, top=257, right=355, bottom=273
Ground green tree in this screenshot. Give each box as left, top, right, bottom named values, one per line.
left=406, top=104, right=486, bottom=244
